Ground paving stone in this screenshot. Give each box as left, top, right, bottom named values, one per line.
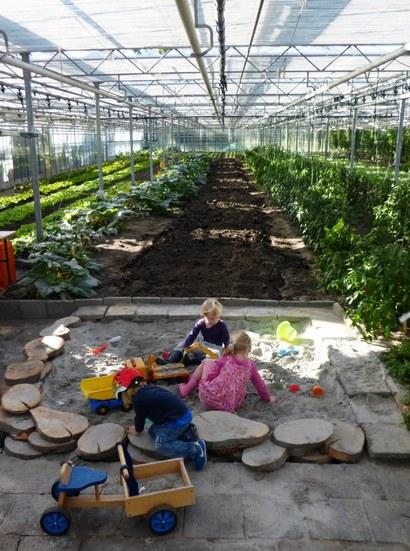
left=363, top=500, right=410, bottom=544
left=0, top=407, right=35, bottom=436
left=167, top=305, right=201, bottom=319
left=193, top=410, right=270, bottom=452
left=374, top=462, right=410, bottom=501
left=0, top=535, right=19, bottom=551
left=245, top=307, right=277, bottom=320
left=72, top=305, right=107, bottom=321
left=222, top=307, right=247, bottom=320
left=0, top=301, right=21, bottom=319
left=104, top=304, right=137, bottom=320
left=349, top=395, right=403, bottom=425
left=131, top=296, right=161, bottom=304
left=330, top=341, right=393, bottom=397
left=184, top=495, right=244, bottom=538
left=161, top=297, right=191, bottom=304
left=278, top=542, right=408, bottom=551
left=362, top=423, right=410, bottom=459
left=303, top=499, right=372, bottom=541
left=243, top=495, right=307, bottom=539
left=241, top=440, right=289, bottom=471
left=103, top=297, right=132, bottom=304
left=69, top=507, right=123, bottom=536
left=45, top=300, right=76, bottom=318
left=19, top=300, right=47, bottom=319
left=135, top=304, right=168, bottom=320
left=0, top=494, right=51, bottom=535
left=17, top=536, right=80, bottom=551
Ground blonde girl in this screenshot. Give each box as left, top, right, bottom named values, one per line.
left=179, top=331, right=276, bottom=412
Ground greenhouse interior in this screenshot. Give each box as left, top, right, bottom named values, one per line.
left=0, top=1, right=409, bottom=330
left=1, top=2, right=410, bottom=547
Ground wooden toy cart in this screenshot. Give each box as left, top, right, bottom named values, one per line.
left=40, top=443, right=195, bottom=536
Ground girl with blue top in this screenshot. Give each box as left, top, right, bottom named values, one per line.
left=157, top=298, right=230, bottom=366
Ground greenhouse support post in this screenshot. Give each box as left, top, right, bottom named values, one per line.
left=128, top=100, right=135, bottom=185
left=324, top=117, right=330, bottom=159
left=162, top=117, right=166, bottom=166
left=149, top=107, right=154, bottom=182
left=394, top=98, right=406, bottom=185
left=94, top=83, right=104, bottom=195
left=349, top=108, right=358, bottom=173
left=22, top=53, right=43, bottom=241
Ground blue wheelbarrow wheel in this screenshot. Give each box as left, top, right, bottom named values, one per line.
left=147, top=506, right=177, bottom=535
left=40, top=506, right=71, bottom=536
left=51, top=480, right=80, bottom=501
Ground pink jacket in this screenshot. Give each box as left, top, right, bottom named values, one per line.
left=198, top=354, right=271, bottom=413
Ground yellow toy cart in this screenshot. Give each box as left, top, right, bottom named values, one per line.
left=40, top=443, right=195, bottom=536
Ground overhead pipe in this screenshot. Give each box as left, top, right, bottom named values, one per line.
left=278, top=43, right=410, bottom=114
left=174, top=0, right=221, bottom=125
left=216, top=0, right=227, bottom=127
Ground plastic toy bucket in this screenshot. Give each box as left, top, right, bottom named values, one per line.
left=276, top=321, right=298, bottom=344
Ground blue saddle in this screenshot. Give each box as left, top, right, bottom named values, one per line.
left=59, top=466, right=107, bottom=493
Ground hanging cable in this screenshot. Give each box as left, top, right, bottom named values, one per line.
left=216, top=0, right=227, bottom=128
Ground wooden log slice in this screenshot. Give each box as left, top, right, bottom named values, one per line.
left=40, top=324, right=71, bottom=340
left=77, top=423, right=126, bottom=461
left=40, top=361, right=53, bottom=380
left=1, top=384, right=42, bottom=414
left=327, top=421, right=365, bottom=463
left=54, top=315, right=81, bottom=328
left=24, top=336, right=65, bottom=361
left=5, top=360, right=43, bottom=385
left=28, top=431, right=77, bottom=454
left=30, top=406, right=89, bottom=442
left=0, top=406, right=36, bottom=436
left=273, top=418, right=334, bottom=455
left=193, top=411, right=270, bottom=453
left=242, top=440, right=289, bottom=471
left=4, top=436, right=44, bottom=459
left=290, top=450, right=332, bottom=464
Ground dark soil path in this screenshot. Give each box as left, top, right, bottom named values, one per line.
left=93, top=158, right=331, bottom=300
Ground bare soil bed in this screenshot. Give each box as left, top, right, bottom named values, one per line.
left=92, top=157, right=333, bottom=300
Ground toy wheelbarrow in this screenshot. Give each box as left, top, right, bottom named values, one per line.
left=40, top=443, right=195, bottom=536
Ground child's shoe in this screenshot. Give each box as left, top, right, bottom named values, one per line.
left=194, top=439, right=207, bottom=471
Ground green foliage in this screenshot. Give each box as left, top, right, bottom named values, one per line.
left=244, top=146, right=410, bottom=336
left=381, top=341, right=410, bottom=384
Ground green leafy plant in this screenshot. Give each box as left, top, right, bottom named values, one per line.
left=381, top=341, right=410, bottom=384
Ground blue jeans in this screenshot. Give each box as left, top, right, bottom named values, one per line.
left=148, top=422, right=197, bottom=460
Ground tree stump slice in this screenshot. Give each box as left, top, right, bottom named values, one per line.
left=4, top=436, right=44, bottom=459
left=5, top=360, right=43, bottom=385
left=40, top=324, right=71, bottom=340
left=193, top=411, right=270, bottom=453
left=327, top=421, right=365, bottom=463
left=40, top=361, right=53, bottom=380
left=77, top=423, right=126, bottom=460
left=28, top=431, right=77, bottom=454
left=290, top=450, right=332, bottom=464
left=24, top=336, right=65, bottom=361
left=1, top=384, right=42, bottom=414
left=241, top=440, right=289, bottom=471
left=128, top=431, right=167, bottom=459
left=0, top=406, right=36, bottom=436
left=30, top=406, right=89, bottom=442
left=0, top=431, right=6, bottom=447
left=55, top=315, right=81, bottom=328
left=273, top=418, right=334, bottom=455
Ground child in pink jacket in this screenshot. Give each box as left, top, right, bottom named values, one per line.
left=179, top=331, right=276, bottom=413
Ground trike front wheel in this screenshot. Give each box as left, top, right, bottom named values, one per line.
left=147, top=506, right=177, bottom=535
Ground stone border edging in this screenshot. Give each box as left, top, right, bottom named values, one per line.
left=0, top=296, right=345, bottom=321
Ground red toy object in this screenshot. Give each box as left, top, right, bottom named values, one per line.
left=162, top=351, right=171, bottom=359
left=311, top=384, right=325, bottom=397
left=89, top=343, right=109, bottom=355
left=288, top=384, right=300, bottom=393
left=114, top=366, right=144, bottom=390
